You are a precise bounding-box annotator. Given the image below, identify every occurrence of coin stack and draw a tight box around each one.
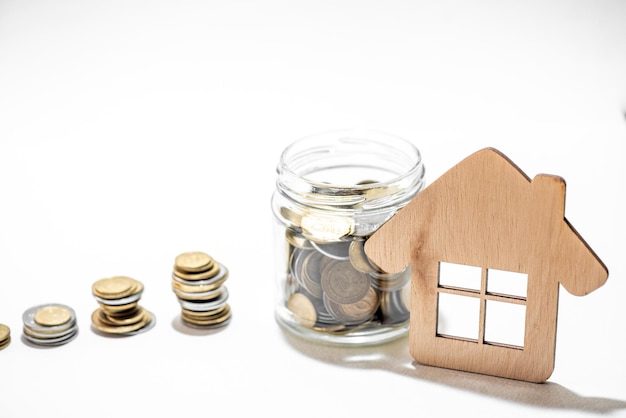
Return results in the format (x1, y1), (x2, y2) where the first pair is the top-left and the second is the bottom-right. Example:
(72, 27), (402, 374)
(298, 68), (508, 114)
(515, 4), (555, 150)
(171, 251), (231, 328)
(0, 323), (10, 350)
(22, 303), (79, 346)
(91, 276), (154, 336)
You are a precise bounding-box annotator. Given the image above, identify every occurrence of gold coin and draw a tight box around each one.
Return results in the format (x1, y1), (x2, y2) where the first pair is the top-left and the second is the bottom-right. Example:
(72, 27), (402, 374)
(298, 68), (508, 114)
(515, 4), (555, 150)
(0, 323), (10, 342)
(180, 310), (227, 323)
(174, 251), (215, 273)
(287, 293), (317, 328)
(301, 213), (354, 242)
(312, 323), (346, 333)
(92, 276), (143, 299)
(285, 229), (313, 249)
(348, 240), (377, 274)
(320, 260), (371, 304)
(91, 308), (153, 335)
(181, 304), (228, 319)
(173, 261), (222, 281)
(0, 338), (9, 350)
(97, 307), (144, 326)
(171, 275), (227, 294)
(181, 304), (232, 326)
(34, 305), (72, 327)
(279, 207), (302, 226)
(103, 304), (142, 318)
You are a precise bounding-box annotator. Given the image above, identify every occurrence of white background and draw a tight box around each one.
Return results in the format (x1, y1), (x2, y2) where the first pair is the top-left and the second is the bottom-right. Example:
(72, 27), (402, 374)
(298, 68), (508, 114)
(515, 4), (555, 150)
(1, 1), (625, 417)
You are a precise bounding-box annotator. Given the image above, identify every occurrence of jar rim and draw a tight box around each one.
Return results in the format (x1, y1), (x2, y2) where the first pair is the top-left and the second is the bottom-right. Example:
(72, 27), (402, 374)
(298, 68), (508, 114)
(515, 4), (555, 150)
(275, 128), (425, 212)
(278, 128), (423, 191)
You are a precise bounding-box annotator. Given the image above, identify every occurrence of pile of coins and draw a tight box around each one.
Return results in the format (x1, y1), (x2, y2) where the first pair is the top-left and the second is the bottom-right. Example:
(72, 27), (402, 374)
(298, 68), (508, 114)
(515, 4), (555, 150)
(0, 323), (10, 350)
(171, 251), (231, 328)
(91, 276), (154, 336)
(22, 303), (79, 346)
(285, 231), (410, 334)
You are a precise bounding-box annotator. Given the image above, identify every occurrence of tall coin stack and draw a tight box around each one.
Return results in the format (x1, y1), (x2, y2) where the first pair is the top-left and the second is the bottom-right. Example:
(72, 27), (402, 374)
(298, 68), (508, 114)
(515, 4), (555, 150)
(171, 251), (232, 328)
(22, 303), (79, 346)
(0, 323), (10, 350)
(91, 276), (155, 336)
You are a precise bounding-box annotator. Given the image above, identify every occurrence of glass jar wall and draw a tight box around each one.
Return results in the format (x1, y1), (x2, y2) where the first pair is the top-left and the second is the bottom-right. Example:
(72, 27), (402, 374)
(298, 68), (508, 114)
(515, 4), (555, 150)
(272, 129), (425, 345)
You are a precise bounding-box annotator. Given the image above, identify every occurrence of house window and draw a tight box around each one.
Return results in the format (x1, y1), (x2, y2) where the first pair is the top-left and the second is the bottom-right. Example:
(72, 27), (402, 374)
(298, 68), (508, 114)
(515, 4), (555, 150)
(437, 261), (528, 349)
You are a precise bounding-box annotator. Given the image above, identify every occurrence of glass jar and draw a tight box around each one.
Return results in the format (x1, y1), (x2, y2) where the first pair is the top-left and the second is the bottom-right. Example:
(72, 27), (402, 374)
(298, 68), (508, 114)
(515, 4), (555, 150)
(272, 129), (425, 345)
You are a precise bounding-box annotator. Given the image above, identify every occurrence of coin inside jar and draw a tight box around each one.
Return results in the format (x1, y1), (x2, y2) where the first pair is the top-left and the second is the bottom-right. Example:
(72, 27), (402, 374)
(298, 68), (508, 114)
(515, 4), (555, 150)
(348, 239), (377, 274)
(320, 260), (371, 304)
(287, 293), (317, 328)
(300, 251), (326, 298)
(323, 287), (380, 325)
(301, 213), (354, 242)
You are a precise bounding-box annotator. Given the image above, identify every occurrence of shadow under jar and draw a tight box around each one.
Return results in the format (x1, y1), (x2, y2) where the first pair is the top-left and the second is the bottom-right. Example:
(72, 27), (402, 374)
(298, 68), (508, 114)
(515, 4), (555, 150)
(272, 129), (425, 345)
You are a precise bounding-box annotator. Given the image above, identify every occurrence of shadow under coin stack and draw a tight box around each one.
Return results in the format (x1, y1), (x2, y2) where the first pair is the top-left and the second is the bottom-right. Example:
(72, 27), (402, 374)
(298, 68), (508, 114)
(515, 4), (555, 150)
(91, 276), (154, 336)
(22, 303), (79, 346)
(171, 251), (232, 328)
(0, 323), (10, 350)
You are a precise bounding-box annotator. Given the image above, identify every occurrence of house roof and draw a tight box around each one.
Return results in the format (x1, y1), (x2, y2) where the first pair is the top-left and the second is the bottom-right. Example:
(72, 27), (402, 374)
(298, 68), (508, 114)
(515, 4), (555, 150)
(367, 147), (608, 296)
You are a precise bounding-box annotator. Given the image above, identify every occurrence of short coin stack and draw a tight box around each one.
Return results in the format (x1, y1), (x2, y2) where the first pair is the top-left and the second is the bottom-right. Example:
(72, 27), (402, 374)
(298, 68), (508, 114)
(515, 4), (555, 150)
(171, 251), (232, 328)
(22, 303), (79, 346)
(91, 276), (154, 336)
(0, 323), (10, 350)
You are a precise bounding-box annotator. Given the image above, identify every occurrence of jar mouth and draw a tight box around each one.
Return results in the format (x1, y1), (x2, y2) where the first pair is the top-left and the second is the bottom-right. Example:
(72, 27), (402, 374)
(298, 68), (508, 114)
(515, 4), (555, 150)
(276, 129), (425, 210)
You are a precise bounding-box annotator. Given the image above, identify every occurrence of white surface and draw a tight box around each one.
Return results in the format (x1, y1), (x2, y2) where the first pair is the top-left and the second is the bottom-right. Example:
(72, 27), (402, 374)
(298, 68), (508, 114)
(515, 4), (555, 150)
(1, 1), (625, 417)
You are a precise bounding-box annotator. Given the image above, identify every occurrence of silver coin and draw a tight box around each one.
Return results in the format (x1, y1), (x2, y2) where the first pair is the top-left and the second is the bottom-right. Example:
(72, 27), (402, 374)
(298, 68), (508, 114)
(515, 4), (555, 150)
(171, 263), (228, 286)
(172, 286), (223, 300)
(178, 288), (229, 311)
(310, 241), (350, 260)
(23, 322), (78, 340)
(315, 307), (339, 325)
(93, 291), (143, 306)
(22, 304), (77, 334)
(299, 251), (327, 299)
(23, 327), (78, 346)
(291, 247), (309, 291)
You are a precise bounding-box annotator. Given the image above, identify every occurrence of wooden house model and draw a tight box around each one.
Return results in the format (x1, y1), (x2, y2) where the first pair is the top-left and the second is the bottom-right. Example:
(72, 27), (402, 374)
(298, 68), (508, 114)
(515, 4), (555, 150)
(365, 147), (608, 382)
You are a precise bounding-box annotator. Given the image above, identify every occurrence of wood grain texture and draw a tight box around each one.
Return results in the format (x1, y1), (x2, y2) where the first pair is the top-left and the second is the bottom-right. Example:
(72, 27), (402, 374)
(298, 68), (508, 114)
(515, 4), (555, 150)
(364, 147), (608, 383)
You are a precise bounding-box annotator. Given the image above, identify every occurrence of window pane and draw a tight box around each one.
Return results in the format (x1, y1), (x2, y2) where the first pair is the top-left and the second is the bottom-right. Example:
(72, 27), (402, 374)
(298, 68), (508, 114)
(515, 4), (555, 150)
(484, 300), (526, 348)
(438, 262), (482, 291)
(486, 269), (528, 298)
(437, 292), (480, 341)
